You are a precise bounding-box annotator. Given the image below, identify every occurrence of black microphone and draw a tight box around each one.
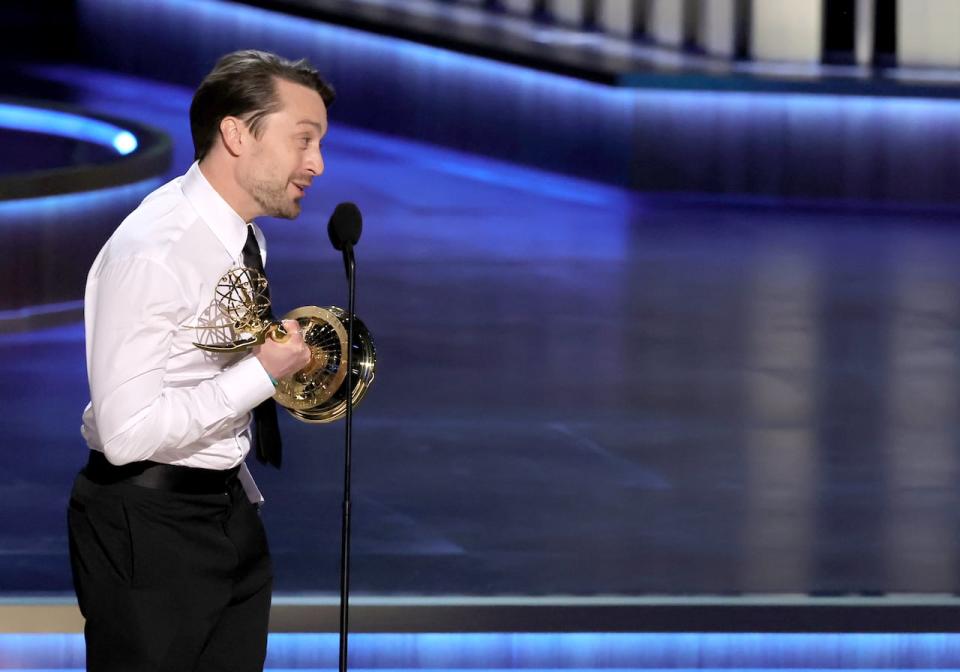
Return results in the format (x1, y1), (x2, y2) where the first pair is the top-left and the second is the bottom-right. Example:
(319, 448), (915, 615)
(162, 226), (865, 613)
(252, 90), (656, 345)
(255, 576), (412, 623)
(326, 200), (364, 672)
(328, 202), (362, 251)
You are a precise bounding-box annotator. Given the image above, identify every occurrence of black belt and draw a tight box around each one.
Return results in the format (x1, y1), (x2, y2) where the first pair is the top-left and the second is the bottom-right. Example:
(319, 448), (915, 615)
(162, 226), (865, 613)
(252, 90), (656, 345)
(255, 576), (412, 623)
(84, 450), (240, 495)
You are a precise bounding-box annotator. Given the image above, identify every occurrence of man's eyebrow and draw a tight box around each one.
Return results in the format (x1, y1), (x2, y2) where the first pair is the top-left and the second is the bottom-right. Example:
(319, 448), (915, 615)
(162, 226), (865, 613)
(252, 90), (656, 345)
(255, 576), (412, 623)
(296, 120), (326, 132)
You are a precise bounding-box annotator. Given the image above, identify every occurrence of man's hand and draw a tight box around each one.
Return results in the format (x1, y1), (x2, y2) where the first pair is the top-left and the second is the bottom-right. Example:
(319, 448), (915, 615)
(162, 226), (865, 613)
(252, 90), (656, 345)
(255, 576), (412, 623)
(254, 319), (311, 381)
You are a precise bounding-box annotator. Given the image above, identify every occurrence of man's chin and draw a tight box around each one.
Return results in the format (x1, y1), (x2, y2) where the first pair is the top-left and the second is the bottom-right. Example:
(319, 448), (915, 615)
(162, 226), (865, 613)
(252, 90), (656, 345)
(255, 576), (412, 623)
(254, 191), (302, 220)
(270, 202), (302, 220)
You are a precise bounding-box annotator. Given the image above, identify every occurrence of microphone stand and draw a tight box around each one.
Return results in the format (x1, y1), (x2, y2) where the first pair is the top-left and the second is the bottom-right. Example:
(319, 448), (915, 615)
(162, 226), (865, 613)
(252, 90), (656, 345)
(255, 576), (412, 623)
(337, 243), (356, 672)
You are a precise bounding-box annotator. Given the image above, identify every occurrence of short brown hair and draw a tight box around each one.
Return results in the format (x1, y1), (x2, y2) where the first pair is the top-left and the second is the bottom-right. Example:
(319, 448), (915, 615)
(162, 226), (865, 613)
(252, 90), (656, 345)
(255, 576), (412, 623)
(190, 50), (335, 161)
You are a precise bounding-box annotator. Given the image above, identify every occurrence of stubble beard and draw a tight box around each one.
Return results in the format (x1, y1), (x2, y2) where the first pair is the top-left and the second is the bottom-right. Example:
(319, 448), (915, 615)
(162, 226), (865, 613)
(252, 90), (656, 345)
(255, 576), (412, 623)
(249, 177), (301, 220)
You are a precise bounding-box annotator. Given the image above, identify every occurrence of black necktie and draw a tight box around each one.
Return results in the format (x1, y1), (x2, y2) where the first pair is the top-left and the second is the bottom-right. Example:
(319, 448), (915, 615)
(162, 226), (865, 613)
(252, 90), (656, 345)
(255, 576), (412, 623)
(242, 225), (282, 469)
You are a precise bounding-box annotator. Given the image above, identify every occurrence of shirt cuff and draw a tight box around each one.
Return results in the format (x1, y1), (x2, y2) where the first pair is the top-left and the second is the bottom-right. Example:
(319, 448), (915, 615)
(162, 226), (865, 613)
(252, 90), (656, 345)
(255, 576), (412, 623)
(219, 355), (277, 413)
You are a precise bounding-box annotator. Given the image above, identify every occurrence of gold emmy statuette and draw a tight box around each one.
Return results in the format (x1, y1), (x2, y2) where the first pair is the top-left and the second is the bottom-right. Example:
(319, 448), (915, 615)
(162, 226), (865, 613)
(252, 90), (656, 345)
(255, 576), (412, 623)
(193, 267), (376, 423)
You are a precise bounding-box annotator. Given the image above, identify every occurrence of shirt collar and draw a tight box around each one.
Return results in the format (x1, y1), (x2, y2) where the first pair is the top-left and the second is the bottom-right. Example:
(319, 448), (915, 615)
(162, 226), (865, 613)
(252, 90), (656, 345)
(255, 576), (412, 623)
(181, 161), (250, 260)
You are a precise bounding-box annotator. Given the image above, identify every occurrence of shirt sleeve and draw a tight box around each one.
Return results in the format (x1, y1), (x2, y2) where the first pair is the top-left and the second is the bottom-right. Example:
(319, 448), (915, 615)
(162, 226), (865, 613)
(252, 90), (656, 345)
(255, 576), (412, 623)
(87, 255), (276, 465)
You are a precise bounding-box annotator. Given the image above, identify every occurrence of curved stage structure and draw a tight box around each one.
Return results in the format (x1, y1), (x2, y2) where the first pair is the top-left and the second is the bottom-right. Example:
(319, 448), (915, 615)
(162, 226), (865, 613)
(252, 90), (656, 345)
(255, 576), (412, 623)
(0, 100), (171, 200)
(0, 100), (171, 327)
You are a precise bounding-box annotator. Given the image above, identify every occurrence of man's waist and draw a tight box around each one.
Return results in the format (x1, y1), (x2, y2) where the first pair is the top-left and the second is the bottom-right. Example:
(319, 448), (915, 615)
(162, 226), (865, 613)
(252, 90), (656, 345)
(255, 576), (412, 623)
(83, 449), (241, 495)
(81, 402), (252, 470)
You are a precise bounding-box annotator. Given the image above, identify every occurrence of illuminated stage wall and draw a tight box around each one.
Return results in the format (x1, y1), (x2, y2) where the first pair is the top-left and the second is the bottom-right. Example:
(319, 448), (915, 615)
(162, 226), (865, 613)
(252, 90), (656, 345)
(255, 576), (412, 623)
(77, 0), (960, 207)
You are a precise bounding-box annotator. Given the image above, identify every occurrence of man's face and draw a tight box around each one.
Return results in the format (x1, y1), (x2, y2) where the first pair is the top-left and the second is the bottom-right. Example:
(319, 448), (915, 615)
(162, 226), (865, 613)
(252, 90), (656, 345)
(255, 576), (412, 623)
(238, 78), (328, 220)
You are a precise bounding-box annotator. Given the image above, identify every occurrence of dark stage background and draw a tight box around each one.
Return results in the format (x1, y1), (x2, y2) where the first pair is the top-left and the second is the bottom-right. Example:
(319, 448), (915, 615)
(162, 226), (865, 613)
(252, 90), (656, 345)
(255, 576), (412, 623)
(4, 0), (960, 602)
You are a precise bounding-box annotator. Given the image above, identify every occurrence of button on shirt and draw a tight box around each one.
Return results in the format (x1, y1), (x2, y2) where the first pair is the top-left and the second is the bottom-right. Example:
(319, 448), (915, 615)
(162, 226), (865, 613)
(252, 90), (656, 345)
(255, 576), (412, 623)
(81, 162), (277, 471)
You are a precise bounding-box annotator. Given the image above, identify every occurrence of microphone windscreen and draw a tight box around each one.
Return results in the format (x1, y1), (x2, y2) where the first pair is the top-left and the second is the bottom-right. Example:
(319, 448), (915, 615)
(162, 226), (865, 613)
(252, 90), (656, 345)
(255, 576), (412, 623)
(328, 202), (362, 251)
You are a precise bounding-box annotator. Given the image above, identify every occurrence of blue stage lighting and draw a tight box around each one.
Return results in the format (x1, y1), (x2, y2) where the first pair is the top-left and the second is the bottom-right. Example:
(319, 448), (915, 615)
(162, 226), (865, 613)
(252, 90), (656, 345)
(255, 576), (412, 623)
(5, 631), (960, 669)
(0, 103), (139, 155)
(111, 130), (139, 155)
(0, 177), (163, 220)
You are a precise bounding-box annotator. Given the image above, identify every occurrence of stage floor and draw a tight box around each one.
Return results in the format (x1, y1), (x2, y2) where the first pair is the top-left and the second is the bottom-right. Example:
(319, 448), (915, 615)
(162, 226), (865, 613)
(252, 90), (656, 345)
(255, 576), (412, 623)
(3, 65), (960, 603)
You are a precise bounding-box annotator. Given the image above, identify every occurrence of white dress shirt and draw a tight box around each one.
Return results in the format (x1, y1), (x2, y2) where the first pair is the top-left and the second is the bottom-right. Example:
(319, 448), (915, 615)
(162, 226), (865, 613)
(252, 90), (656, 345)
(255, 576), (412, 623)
(81, 162), (277, 474)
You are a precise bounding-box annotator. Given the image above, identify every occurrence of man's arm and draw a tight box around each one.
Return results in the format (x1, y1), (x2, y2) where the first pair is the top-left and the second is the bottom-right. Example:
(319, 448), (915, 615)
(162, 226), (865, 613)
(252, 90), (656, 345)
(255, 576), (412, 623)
(87, 255), (275, 465)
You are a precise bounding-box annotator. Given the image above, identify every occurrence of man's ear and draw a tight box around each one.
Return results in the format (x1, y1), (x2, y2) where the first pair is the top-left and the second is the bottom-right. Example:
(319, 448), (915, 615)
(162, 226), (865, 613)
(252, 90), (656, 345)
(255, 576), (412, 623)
(219, 116), (244, 157)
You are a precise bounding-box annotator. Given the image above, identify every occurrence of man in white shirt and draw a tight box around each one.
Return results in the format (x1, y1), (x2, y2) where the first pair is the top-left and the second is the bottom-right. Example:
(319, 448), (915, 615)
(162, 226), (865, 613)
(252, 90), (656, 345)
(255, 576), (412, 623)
(67, 50), (332, 672)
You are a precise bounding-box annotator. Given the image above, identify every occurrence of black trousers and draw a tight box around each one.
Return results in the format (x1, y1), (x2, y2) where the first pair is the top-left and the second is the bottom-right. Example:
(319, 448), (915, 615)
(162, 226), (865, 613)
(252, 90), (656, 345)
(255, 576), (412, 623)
(67, 467), (272, 672)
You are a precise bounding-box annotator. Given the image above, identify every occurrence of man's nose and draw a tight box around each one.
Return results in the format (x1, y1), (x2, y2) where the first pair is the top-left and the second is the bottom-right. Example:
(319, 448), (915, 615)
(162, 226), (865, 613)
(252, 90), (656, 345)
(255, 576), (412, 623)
(305, 149), (324, 176)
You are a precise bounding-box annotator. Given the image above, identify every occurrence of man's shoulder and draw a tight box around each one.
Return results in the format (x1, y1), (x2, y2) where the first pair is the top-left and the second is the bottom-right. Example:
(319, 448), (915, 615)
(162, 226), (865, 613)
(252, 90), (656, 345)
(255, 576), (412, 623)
(107, 176), (201, 263)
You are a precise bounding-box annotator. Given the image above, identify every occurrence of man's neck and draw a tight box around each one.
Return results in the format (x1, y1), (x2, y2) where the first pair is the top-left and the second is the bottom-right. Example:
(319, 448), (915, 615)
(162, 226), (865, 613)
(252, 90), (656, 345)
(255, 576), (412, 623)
(198, 158), (258, 223)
